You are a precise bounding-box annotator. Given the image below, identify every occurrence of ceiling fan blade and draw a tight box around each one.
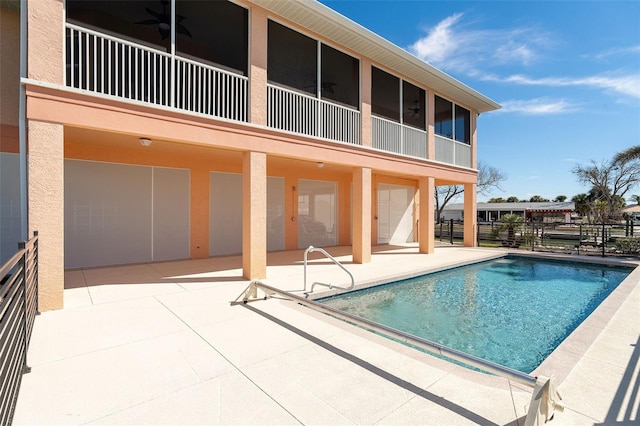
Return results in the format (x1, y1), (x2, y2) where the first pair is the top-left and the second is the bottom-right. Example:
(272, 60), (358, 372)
(135, 19), (159, 25)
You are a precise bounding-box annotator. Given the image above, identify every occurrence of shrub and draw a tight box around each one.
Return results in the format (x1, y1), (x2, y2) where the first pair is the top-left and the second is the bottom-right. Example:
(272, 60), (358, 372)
(615, 237), (640, 254)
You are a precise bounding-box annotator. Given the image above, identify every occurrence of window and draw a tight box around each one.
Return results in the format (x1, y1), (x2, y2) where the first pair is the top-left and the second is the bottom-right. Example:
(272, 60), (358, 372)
(434, 95), (453, 139)
(455, 105), (470, 144)
(402, 81), (425, 130)
(321, 44), (359, 108)
(67, 0), (170, 51)
(175, 0), (248, 75)
(371, 67), (400, 121)
(268, 21), (360, 105)
(435, 95), (471, 144)
(66, 0), (248, 75)
(268, 21), (317, 95)
(372, 67), (426, 130)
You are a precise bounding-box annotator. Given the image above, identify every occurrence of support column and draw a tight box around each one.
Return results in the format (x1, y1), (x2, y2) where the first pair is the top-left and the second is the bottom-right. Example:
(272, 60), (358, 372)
(419, 176), (435, 253)
(463, 182), (477, 247)
(360, 59), (372, 148)
(242, 151), (267, 280)
(28, 120), (64, 310)
(352, 167), (371, 263)
(427, 92), (435, 160)
(249, 7), (268, 126)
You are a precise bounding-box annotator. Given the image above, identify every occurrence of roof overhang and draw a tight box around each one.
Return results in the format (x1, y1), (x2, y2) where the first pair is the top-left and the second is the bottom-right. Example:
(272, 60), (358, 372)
(253, 0), (501, 114)
(526, 209), (573, 214)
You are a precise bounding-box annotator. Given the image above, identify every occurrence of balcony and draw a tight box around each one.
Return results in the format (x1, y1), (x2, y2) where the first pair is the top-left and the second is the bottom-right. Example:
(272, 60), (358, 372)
(64, 24), (471, 167)
(435, 135), (472, 168)
(371, 116), (427, 159)
(267, 84), (361, 145)
(65, 24), (249, 123)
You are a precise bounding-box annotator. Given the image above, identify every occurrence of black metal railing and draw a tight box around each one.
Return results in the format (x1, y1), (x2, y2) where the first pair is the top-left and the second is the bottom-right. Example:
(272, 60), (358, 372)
(0, 232), (39, 425)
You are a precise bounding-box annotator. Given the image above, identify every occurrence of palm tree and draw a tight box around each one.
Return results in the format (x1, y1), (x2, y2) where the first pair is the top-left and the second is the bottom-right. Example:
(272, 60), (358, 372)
(529, 195), (549, 202)
(614, 146), (640, 164)
(494, 214), (524, 247)
(631, 194), (640, 206)
(572, 193), (591, 223)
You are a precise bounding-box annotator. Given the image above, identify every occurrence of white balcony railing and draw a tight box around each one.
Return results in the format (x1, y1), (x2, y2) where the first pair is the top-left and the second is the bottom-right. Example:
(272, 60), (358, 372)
(267, 84), (361, 145)
(372, 116), (427, 159)
(435, 134), (471, 167)
(65, 23), (248, 122)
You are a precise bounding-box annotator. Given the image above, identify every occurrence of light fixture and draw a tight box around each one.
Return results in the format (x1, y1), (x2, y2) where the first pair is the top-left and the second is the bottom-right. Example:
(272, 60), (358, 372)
(139, 138), (152, 147)
(317, 162), (324, 168)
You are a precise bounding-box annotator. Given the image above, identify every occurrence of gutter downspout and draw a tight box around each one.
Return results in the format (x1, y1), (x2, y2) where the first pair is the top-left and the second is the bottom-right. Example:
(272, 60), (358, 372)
(18, 0), (28, 241)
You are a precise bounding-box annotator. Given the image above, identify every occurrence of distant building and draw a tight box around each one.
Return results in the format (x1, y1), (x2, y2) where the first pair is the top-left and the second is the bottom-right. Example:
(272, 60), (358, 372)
(442, 202), (575, 223)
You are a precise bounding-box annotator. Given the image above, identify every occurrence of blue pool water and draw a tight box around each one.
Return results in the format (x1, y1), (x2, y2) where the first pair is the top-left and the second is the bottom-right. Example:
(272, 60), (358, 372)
(319, 256), (632, 373)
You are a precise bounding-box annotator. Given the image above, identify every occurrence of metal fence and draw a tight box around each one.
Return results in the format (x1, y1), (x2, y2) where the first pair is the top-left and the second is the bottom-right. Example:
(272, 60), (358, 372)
(436, 220), (640, 258)
(0, 232), (39, 425)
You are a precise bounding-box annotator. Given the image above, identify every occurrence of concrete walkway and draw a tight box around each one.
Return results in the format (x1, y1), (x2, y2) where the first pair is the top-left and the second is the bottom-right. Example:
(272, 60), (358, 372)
(13, 245), (640, 425)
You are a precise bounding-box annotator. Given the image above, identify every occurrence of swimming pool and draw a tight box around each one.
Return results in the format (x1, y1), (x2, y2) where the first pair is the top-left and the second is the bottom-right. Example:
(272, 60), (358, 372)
(318, 256), (632, 373)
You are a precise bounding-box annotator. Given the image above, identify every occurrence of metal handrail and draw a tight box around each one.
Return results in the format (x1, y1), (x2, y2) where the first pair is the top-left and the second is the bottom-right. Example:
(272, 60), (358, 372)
(303, 246), (354, 294)
(234, 280), (563, 425)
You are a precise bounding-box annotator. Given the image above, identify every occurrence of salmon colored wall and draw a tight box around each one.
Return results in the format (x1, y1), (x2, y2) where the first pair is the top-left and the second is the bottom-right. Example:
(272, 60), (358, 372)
(242, 151), (267, 279)
(249, 6), (268, 126)
(29, 120), (64, 311)
(28, 0), (63, 85)
(0, 8), (20, 127)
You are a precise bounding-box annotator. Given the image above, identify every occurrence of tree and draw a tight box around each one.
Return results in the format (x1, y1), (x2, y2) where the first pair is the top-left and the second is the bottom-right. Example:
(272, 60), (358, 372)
(554, 195), (567, 202)
(573, 157), (640, 220)
(506, 196), (520, 202)
(435, 162), (507, 221)
(613, 145), (640, 164)
(487, 197), (505, 203)
(529, 195), (549, 202)
(492, 213), (523, 247)
(572, 193), (591, 222)
(631, 194), (640, 206)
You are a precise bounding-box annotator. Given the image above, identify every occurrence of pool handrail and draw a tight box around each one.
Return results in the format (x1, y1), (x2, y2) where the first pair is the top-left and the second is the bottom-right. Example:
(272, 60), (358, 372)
(303, 246), (355, 294)
(234, 281), (564, 425)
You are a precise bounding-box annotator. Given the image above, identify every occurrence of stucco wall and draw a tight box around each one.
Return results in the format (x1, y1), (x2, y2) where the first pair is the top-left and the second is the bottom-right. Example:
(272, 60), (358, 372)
(27, 0), (63, 85)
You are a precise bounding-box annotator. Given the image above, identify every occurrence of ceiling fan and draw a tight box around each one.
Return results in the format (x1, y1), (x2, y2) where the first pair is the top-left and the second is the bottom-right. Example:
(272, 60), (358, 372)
(306, 80), (337, 94)
(406, 100), (420, 118)
(136, 0), (192, 41)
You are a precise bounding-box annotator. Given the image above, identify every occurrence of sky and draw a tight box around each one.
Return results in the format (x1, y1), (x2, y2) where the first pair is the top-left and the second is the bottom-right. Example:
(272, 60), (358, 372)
(320, 0), (640, 203)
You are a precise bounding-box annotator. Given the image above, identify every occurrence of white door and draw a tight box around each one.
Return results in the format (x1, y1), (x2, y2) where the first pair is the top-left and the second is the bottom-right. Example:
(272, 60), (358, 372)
(377, 183), (414, 244)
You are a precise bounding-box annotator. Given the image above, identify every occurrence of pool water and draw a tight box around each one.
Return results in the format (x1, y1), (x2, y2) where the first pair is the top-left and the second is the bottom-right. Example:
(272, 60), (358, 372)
(319, 256), (632, 373)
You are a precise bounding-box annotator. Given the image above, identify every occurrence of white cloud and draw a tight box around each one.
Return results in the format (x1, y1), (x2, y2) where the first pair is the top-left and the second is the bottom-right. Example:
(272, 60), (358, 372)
(407, 13), (640, 101)
(409, 13), (464, 65)
(591, 45), (640, 60)
(498, 98), (577, 115)
(482, 72), (640, 99)
(407, 13), (546, 72)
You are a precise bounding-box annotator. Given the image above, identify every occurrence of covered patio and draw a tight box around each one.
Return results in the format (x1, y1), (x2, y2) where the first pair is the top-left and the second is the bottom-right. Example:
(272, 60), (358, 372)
(13, 245), (640, 424)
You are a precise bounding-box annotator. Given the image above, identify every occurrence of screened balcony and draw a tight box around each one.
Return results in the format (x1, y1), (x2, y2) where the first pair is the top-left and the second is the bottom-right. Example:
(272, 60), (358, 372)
(65, 0), (249, 123)
(434, 95), (472, 167)
(266, 20), (361, 145)
(371, 67), (428, 159)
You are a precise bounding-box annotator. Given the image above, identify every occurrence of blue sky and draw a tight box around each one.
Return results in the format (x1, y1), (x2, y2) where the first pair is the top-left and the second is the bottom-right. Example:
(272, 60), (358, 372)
(321, 0), (640, 202)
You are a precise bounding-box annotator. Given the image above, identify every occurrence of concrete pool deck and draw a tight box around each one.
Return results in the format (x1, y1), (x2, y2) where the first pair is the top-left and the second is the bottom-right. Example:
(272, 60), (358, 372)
(13, 245), (640, 425)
